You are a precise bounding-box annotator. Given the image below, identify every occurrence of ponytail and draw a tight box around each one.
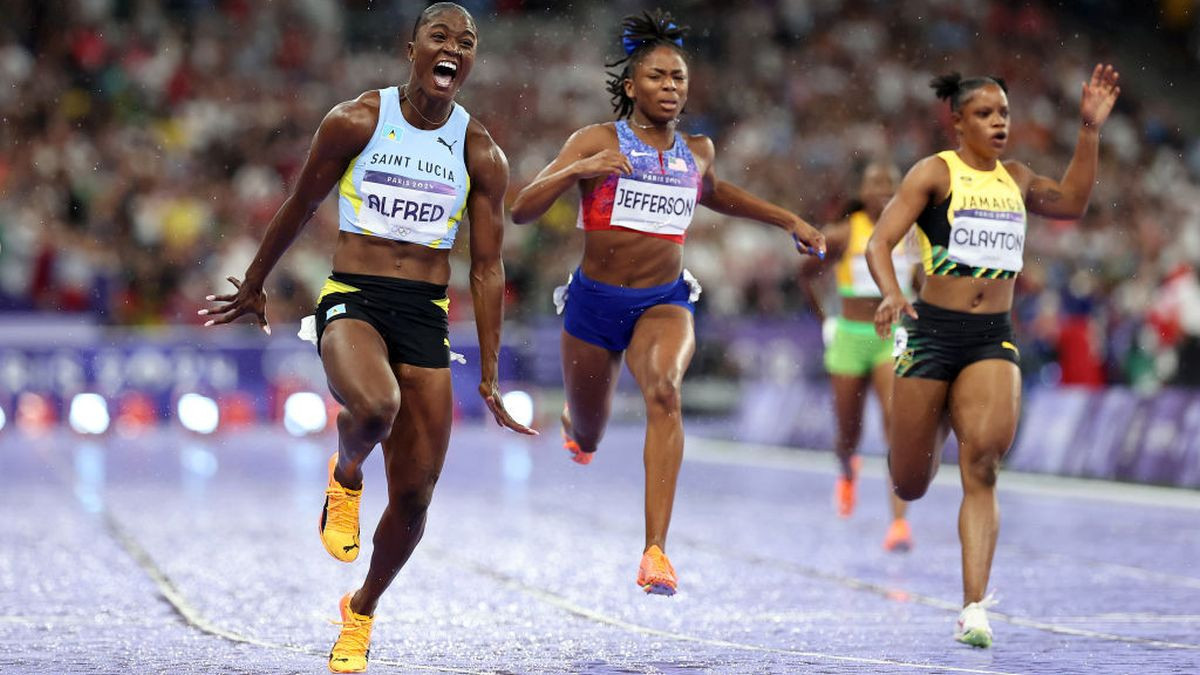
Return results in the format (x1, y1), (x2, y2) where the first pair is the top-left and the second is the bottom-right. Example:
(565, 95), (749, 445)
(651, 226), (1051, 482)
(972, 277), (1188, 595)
(930, 72), (1008, 111)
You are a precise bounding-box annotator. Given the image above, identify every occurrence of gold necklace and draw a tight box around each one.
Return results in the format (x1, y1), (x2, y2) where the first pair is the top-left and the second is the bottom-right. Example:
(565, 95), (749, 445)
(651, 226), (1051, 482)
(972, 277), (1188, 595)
(400, 86), (453, 127)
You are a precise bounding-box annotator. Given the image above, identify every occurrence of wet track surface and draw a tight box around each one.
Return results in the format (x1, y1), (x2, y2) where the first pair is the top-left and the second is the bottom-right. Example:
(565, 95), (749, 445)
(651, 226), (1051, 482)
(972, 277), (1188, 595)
(3, 425), (1199, 673)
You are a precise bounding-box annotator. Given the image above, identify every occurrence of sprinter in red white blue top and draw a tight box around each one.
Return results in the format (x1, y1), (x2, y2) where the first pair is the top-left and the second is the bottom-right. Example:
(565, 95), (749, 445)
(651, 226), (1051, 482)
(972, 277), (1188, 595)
(511, 9), (825, 597)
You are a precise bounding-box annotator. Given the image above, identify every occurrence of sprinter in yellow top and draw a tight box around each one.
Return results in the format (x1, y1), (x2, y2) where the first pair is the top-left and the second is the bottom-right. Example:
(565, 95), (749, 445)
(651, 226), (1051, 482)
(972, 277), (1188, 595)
(800, 160), (918, 552)
(866, 65), (1121, 649)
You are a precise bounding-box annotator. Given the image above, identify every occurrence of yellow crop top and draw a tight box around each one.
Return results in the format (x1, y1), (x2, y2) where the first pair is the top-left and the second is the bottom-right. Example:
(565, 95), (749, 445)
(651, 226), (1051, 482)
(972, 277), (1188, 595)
(913, 150), (1027, 279)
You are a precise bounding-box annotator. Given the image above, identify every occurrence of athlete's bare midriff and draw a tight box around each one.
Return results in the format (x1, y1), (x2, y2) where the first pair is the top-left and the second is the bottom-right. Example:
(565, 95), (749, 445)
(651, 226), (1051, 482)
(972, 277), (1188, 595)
(581, 229), (683, 287)
(841, 296), (882, 323)
(331, 230), (451, 285)
(919, 275), (1014, 313)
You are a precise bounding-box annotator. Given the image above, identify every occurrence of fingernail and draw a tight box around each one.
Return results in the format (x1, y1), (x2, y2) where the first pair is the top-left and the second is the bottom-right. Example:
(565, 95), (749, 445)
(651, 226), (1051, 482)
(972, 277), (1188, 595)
(263, 325), (272, 335)
(197, 309), (208, 316)
(204, 320), (214, 327)
(205, 295), (215, 301)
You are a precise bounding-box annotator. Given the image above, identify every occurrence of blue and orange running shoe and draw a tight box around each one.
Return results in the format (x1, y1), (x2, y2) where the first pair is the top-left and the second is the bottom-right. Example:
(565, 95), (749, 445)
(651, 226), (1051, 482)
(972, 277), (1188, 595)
(319, 453), (362, 562)
(329, 592), (373, 673)
(637, 545), (677, 596)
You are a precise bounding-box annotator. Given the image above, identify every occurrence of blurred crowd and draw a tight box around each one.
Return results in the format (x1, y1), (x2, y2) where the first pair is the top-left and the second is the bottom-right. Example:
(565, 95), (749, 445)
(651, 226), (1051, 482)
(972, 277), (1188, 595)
(2, 0), (1199, 388)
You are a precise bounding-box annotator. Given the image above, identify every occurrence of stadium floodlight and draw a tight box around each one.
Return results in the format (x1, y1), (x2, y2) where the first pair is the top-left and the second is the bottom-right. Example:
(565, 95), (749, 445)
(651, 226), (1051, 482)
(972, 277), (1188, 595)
(283, 391), (328, 436)
(68, 393), (110, 435)
(501, 390), (535, 429)
(0, 404), (6, 431)
(177, 393), (220, 434)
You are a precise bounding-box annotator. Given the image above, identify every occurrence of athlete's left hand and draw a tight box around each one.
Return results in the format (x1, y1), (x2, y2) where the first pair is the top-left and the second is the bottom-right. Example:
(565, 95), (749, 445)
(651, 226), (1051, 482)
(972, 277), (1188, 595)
(790, 219), (826, 260)
(479, 381), (539, 435)
(1080, 63), (1121, 129)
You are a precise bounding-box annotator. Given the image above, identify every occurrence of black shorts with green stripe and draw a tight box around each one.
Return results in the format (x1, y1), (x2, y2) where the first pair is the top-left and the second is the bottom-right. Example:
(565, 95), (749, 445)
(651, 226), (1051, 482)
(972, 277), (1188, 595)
(893, 300), (1019, 381)
(314, 272), (451, 368)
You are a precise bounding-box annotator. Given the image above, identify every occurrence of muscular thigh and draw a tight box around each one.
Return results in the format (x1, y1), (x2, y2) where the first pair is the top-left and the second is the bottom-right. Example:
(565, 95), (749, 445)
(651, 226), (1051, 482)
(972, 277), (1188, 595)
(890, 376), (950, 459)
(321, 318), (399, 406)
(381, 363), (453, 487)
(948, 360), (1021, 458)
(887, 374), (951, 495)
(560, 331), (622, 425)
(625, 305), (695, 387)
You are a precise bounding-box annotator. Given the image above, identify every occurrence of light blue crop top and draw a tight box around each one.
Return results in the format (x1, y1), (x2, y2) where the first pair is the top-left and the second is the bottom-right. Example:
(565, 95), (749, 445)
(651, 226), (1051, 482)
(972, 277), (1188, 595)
(337, 86), (470, 249)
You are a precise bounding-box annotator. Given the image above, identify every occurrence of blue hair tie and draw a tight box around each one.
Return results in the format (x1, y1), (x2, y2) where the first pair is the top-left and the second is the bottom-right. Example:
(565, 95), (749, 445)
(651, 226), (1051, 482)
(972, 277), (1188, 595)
(621, 22), (684, 56)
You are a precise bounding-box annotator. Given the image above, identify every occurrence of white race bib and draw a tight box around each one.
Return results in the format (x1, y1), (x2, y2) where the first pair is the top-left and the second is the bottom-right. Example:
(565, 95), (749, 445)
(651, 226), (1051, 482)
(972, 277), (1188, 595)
(609, 174), (697, 236)
(948, 211), (1025, 272)
(357, 170), (458, 243)
(848, 256), (879, 296)
(892, 326), (909, 358)
(847, 254), (913, 296)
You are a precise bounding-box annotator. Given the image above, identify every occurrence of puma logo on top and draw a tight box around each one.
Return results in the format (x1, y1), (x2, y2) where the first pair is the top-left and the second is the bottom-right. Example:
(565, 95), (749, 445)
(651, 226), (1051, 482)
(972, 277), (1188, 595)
(436, 136), (458, 154)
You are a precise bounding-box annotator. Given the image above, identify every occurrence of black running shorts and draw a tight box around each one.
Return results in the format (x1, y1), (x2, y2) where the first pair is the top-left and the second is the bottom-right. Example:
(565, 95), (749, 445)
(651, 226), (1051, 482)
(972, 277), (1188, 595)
(893, 300), (1019, 381)
(314, 272), (451, 368)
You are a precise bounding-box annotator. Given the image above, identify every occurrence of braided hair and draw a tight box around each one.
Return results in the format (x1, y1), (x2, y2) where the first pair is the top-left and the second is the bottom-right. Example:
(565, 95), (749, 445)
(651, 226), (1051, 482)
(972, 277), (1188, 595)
(930, 73), (1009, 112)
(605, 10), (689, 119)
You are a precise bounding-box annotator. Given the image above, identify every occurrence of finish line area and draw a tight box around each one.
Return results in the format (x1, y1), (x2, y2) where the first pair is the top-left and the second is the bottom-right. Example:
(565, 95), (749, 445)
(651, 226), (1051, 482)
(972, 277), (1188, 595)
(2, 424), (1197, 674)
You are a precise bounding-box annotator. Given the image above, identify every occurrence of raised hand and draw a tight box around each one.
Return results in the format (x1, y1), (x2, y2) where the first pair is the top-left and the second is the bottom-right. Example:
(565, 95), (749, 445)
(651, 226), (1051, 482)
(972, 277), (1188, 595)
(479, 381), (539, 436)
(573, 149), (633, 180)
(199, 276), (271, 335)
(1080, 63), (1121, 129)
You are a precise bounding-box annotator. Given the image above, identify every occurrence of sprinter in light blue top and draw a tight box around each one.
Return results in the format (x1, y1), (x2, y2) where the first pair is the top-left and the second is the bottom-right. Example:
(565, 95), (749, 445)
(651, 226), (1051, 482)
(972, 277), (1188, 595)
(198, 4), (536, 672)
(338, 85), (470, 249)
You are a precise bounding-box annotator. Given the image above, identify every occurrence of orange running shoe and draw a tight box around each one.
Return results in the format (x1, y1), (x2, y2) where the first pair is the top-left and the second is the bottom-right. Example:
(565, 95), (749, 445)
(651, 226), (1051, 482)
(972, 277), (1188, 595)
(636, 545), (678, 596)
(320, 453), (362, 562)
(328, 592), (373, 673)
(561, 405), (593, 465)
(562, 433), (593, 465)
(883, 518), (913, 552)
(833, 476), (856, 518)
(833, 456), (860, 518)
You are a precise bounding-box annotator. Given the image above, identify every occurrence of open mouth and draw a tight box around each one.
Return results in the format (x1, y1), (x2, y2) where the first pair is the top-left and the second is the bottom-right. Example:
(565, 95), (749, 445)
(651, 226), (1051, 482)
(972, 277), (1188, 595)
(432, 60), (458, 89)
(991, 131), (1008, 143)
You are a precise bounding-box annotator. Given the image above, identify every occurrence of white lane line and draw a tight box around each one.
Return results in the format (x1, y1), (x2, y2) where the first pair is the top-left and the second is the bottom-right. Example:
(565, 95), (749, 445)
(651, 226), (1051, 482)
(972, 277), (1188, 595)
(1009, 548), (1200, 591)
(686, 538), (1200, 652)
(1040, 614), (1200, 624)
(672, 437), (1200, 650)
(440, 549), (1020, 675)
(685, 436), (1200, 511)
(743, 612), (1200, 625)
(33, 440), (488, 675)
(100, 512), (489, 674)
(528, 492), (1200, 652)
(686, 435), (1200, 589)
